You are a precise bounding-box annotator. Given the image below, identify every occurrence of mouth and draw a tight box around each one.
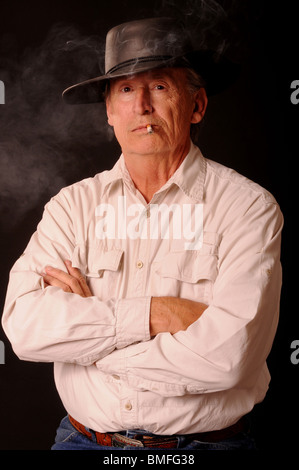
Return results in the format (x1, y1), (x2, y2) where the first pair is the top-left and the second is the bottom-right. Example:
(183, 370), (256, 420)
(146, 124), (153, 134)
(132, 124), (155, 133)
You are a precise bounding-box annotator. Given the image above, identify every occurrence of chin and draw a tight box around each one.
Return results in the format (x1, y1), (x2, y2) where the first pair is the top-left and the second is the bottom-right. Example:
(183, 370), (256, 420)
(124, 141), (160, 156)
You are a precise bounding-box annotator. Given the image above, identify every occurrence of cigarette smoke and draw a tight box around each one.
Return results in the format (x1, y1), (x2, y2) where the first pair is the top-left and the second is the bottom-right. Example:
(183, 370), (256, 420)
(0, 23), (114, 233)
(0, 1), (255, 234)
(156, 0), (259, 61)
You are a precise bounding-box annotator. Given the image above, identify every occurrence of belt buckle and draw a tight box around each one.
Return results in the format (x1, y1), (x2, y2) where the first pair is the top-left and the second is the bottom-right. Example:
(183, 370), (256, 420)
(111, 433), (144, 448)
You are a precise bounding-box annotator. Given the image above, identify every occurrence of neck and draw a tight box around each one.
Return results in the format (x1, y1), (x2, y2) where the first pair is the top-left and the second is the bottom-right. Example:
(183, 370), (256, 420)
(123, 142), (191, 203)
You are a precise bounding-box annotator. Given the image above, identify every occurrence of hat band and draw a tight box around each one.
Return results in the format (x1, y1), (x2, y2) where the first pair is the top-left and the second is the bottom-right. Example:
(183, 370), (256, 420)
(106, 55), (173, 75)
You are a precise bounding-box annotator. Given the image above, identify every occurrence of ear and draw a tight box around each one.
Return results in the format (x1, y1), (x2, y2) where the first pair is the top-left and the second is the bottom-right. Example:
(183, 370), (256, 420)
(106, 99), (114, 126)
(191, 88), (208, 124)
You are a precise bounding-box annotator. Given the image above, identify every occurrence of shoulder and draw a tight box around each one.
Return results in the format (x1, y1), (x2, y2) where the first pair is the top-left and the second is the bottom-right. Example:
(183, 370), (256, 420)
(50, 162), (120, 208)
(199, 154), (283, 238)
(59, 170), (112, 197)
(204, 156), (279, 207)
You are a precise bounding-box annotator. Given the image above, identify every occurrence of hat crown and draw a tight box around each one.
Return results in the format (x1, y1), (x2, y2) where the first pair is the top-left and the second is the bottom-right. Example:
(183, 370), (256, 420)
(105, 17), (193, 75)
(62, 16), (240, 104)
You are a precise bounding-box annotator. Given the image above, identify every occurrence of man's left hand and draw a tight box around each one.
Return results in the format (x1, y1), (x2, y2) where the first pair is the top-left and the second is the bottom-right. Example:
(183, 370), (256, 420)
(43, 260), (92, 297)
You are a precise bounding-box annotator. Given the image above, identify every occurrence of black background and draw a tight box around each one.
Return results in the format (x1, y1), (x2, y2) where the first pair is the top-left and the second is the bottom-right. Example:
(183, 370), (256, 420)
(0, 0), (298, 456)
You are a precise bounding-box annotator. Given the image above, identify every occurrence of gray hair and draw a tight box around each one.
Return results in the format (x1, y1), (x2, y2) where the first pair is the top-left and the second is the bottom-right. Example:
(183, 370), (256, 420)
(185, 68), (206, 142)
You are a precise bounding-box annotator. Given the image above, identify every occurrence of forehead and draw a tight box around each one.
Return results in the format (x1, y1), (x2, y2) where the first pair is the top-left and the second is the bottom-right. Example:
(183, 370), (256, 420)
(109, 67), (187, 87)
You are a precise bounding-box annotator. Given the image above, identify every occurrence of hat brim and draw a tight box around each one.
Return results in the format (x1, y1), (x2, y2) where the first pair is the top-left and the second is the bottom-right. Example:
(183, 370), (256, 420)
(62, 50), (241, 104)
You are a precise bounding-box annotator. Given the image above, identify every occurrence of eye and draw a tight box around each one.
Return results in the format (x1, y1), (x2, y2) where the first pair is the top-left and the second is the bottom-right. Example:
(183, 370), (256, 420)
(155, 84), (166, 90)
(121, 86), (132, 93)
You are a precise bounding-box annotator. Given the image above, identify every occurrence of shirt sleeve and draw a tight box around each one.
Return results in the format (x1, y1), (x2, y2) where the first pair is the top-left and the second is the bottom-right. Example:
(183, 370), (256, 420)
(96, 198), (283, 396)
(1, 191), (151, 365)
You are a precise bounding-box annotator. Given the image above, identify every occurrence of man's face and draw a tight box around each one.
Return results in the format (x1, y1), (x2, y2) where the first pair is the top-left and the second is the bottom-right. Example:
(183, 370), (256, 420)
(106, 68), (207, 158)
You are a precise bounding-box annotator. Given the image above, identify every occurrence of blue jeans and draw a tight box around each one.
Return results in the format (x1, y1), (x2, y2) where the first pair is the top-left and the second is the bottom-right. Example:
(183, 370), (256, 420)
(51, 415), (257, 450)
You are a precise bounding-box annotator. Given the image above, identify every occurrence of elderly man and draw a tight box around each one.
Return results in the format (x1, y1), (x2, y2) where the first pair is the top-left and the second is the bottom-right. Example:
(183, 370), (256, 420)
(2, 18), (283, 450)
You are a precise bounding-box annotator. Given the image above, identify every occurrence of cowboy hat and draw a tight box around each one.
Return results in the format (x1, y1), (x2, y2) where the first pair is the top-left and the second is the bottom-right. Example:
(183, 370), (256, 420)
(62, 17), (240, 104)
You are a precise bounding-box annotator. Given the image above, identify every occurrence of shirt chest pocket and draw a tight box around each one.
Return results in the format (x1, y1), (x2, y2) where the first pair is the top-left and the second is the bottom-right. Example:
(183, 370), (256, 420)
(71, 244), (124, 301)
(151, 251), (218, 303)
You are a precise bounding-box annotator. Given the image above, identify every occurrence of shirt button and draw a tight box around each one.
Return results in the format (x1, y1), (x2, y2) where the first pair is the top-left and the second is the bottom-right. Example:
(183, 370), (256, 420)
(136, 260), (143, 269)
(125, 401), (132, 411)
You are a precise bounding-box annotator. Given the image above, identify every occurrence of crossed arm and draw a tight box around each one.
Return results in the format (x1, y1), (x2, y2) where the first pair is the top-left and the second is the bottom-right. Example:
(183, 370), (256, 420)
(2, 191), (283, 394)
(43, 260), (208, 337)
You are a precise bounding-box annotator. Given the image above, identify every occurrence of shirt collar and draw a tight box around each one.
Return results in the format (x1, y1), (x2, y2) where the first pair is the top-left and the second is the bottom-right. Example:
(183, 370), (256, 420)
(161, 141), (206, 202)
(100, 141), (206, 203)
(100, 154), (133, 193)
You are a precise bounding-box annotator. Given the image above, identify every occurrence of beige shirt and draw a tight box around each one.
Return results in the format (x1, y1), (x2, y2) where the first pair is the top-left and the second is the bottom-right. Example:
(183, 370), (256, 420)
(2, 142), (283, 434)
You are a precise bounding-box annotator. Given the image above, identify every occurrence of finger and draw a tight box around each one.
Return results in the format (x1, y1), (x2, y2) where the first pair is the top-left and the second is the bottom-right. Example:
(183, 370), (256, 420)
(42, 274), (73, 293)
(44, 266), (85, 296)
(64, 260), (92, 297)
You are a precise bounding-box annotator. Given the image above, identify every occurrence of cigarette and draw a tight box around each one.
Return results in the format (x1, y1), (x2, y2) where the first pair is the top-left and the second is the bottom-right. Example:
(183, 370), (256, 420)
(147, 124), (153, 134)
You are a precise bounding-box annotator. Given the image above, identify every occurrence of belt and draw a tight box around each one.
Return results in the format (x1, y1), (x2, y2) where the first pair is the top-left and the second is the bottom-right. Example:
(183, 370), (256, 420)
(69, 415), (249, 449)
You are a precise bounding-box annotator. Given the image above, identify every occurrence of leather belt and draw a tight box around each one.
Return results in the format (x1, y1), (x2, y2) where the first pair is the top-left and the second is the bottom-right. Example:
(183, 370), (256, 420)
(68, 414), (249, 448)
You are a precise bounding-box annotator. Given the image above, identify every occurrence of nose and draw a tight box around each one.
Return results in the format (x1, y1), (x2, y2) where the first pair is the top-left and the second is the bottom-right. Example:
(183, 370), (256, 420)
(133, 87), (153, 115)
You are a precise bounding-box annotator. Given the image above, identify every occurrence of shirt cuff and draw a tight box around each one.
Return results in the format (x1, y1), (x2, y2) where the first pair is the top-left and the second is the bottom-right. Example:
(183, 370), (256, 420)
(115, 296), (151, 349)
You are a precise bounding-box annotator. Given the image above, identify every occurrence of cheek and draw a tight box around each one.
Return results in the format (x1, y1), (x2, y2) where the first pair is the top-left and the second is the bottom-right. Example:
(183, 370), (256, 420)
(106, 97), (128, 126)
(111, 121), (128, 146)
(165, 95), (193, 130)
(107, 106), (127, 137)
(170, 109), (191, 136)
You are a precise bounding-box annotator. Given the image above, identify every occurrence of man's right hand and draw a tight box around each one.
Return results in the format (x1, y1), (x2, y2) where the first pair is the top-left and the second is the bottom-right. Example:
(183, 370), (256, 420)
(42, 261), (207, 336)
(150, 297), (208, 336)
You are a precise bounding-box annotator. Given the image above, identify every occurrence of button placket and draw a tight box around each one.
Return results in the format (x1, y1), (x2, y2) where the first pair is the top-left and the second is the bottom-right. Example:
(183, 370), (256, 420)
(119, 386), (139, 429)
(136, 260), (143, 269)
(124, 401), (133, 411)
(132, 206), (152, 295)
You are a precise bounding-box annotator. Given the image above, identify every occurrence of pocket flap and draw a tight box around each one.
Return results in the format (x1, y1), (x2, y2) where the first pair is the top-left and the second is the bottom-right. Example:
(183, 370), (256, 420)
(154, 251), (218, 283)
(94, 249), (124, 272)
(71, 244), (123, 277)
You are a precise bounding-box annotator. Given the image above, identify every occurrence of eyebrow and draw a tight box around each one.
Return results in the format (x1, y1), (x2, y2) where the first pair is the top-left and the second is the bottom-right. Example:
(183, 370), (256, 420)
(114, 69), (176, 83)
